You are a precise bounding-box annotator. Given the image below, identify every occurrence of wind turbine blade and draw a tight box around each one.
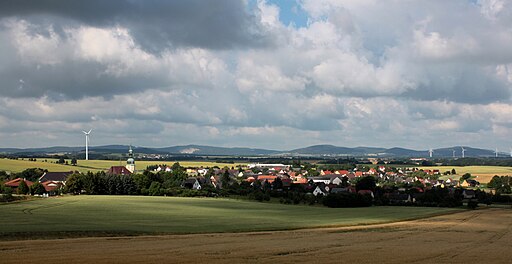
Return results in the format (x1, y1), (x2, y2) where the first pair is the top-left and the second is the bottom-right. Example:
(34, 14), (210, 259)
(88, 129), (92, 134)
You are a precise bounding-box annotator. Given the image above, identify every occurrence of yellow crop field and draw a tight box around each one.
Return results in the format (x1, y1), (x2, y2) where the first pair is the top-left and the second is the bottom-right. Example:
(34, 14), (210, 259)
(0, 158), (247, 174)
(417, 166), (512, 183)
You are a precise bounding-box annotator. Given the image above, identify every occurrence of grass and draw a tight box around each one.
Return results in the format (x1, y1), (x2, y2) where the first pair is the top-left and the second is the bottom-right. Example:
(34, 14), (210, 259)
(0, 195), (459, 239)
(0, 158), (247, 174)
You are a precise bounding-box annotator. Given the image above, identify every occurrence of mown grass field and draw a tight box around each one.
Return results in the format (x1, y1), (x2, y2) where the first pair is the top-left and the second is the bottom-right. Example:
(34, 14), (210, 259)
(0, 158), (247, 174)
(0, 196), (459, 239)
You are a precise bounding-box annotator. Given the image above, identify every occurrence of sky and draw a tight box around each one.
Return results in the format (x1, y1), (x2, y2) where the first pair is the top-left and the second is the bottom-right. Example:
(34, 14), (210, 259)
(1, 0), (512, 151)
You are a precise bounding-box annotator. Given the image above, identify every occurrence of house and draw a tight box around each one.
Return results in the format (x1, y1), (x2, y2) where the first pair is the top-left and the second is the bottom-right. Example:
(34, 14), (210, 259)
(387, 193), (411, 204)
(38, 171), (73, 184)
(335, 170), (349, 176)
(182, 177), (202, 190)
(210, 175), (221, 189)
(186, 169), (199, 176)
(107, 166), (132, 175)
(330, 176), (344, 185)
(308, 175), (332, 184)
(313, 184), (329, 196)
(41, 181), (64, 195)
(256, 175), (278, 184)
(155, 166), (172, 172)
(463, 189), (476, 199)
(4, 178), (34, 189)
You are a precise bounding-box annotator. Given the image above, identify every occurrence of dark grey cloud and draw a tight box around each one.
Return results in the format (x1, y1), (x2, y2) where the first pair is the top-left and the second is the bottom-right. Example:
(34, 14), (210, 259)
(0, 0), (271, 52)
(404, 65), (510, 104)
(0, 60), (168, 100)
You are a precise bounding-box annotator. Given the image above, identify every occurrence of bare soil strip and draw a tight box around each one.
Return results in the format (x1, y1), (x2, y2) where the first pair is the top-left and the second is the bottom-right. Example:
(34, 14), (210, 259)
(1, 208), (511, 263)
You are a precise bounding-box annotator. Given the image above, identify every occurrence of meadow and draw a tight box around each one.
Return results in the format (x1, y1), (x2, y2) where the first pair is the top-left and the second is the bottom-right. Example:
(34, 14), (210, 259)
(0, 195), (458, 239)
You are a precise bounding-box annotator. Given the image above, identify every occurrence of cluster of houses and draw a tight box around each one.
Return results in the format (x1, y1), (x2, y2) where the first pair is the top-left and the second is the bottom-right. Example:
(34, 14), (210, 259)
(167, 164), (480, 200)
(3, 158), (480, 201)
(3, 171), (73, 196)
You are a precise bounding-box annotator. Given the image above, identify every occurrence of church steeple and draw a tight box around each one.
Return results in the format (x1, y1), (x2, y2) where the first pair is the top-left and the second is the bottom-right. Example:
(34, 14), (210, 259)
(126, 145), (135, 173)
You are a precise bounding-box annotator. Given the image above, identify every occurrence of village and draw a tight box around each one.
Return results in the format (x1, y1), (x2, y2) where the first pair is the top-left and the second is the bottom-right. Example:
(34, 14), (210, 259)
(2, 146), (491, 208)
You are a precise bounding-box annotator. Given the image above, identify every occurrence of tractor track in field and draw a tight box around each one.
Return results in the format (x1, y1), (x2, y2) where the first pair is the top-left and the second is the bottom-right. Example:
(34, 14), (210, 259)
(20, 200), (79, 215)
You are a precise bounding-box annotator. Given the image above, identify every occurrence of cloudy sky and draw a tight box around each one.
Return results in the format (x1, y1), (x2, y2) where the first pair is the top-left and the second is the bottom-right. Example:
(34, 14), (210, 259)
(1, 0), (512, 150)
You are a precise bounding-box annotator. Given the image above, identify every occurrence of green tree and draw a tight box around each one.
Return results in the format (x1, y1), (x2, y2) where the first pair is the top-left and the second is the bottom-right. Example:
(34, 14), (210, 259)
(171, 162), (182, 171)
(148, 181), (162, 196)
(272, 177), (283, 190)
(71, 158), (77, 166)
(451, 168), (456, 175)
(17, 180), (29, 195)
(30, 182), (46, 195)
(221, 170), (231, 188)
(65, 173), (84, 194)
(460, 173), (472, 182)
(356, 176), (376, 191)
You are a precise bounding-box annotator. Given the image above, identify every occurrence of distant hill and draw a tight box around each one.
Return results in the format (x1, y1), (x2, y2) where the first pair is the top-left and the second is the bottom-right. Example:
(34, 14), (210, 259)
(289, 145), (386, 155)
(0, 144), (505, 158)
(155, 145), (280, 156)
(432, 147), (497, 158)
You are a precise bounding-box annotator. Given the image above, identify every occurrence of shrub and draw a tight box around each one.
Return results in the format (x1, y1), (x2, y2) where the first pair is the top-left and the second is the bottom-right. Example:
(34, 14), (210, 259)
(322, 193), (372, 208)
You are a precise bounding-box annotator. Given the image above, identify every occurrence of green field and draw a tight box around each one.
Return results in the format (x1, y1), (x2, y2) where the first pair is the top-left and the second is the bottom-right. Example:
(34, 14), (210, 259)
(0, 158), (247, 174)
(0, 196), (458, 239)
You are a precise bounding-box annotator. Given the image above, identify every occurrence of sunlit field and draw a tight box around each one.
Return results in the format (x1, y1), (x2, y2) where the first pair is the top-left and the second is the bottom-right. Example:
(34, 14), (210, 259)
(417, 166), (512, 183)
(0, 158), (247, 174)
(0, 195), (458, 239)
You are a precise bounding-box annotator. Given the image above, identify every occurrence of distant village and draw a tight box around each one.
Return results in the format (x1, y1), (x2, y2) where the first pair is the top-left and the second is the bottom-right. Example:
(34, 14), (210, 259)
(2, 147), (510, 208)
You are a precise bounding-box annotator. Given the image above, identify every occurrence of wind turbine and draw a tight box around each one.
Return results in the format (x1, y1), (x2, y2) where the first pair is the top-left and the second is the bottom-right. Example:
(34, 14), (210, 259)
(452, 149), (456, 158)
(510, 148), (512, 158)
(82, 129), (92, 160)
(461, 147), (466, 158)
(494, 147), (499, 158)
(428, 148), (433, 158)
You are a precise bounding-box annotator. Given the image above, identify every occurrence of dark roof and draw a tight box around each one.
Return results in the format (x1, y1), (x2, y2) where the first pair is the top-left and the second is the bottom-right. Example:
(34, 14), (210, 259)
(39, 171), (73, 182)
(184, 177), (198, 184)
(107, 166), (132, 175)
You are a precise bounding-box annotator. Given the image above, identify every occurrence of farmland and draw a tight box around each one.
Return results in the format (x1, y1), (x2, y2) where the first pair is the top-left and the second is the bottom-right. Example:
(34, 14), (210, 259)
(0, 196), (458, 239)
(0, 158), (247, 174)
(0, 204), (510, 263)
(417, 166), (512, 183)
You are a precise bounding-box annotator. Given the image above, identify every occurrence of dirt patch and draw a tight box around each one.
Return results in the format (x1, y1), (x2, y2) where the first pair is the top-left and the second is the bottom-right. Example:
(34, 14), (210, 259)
(1, 209), (511, 263)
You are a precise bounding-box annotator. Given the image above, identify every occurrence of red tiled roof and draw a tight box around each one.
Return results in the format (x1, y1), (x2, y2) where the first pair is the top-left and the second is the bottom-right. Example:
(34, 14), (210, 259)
(41, 181), (63, 192)
(4, 178), (34, 187)
(107, 166), (132, 175)
(257, 175), (277, 183)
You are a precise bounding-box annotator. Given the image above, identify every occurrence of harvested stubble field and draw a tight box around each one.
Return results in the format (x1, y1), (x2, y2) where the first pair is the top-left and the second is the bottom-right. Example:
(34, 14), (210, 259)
(419, 165), (512, 183)
(0, 208), (510, 263)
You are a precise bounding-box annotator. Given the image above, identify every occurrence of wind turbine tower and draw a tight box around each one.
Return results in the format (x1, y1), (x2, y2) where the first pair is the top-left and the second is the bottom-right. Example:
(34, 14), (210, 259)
(452, 149), (456, 158)
(82, 129), (92, 160)
(428, 148), (433, 158)
(495, 148), (498, 158)
(461, 147), (466, 158)
(510, 148), (512, 158)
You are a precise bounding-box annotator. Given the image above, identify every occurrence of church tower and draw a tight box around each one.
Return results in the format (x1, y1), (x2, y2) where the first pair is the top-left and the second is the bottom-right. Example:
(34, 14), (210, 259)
(126, 145), (135, 173)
